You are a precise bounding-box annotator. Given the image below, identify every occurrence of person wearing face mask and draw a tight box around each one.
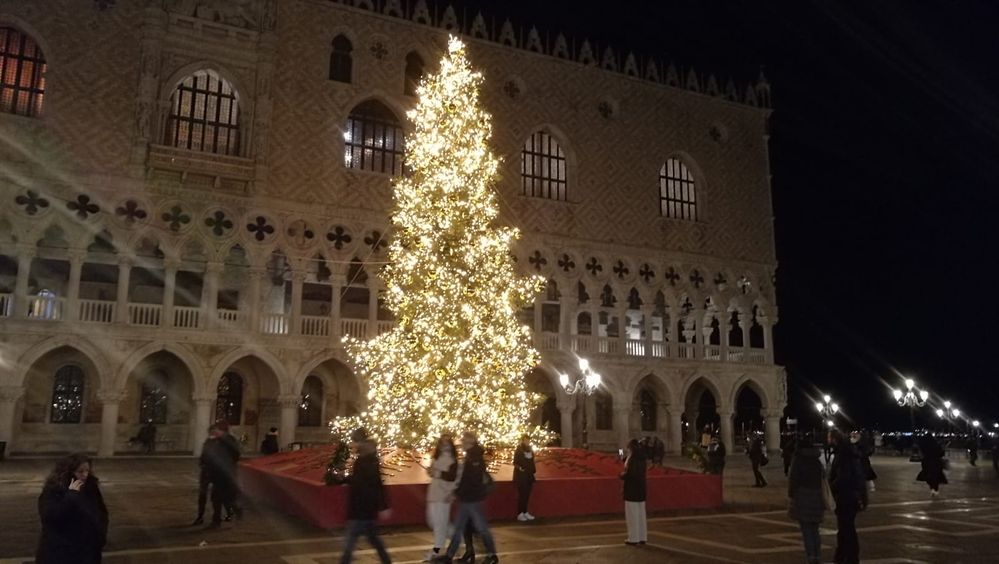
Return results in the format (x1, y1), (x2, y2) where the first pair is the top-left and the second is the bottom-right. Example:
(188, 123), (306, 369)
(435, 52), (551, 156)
(425, 434), (458, 562)
(513, 434), (537, 522)
(36, 453), (109, 564)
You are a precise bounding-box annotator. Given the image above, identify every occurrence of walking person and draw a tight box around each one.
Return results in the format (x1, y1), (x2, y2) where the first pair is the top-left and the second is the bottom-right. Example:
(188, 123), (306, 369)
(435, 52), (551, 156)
(435, 431), (499, 564)
(620, 438), (648, 546)
(968, 434), (980, 466)
(200, 421), (242, 528)
(339, 428), (392, 564)
(748, 432), (768, 487)
(260, 427), (280, 455)
(828, 429), (867, 564)
(916, 434), (948, 497)
(992, 438), (999, 477)
(787, 436), (828, 564)
(36, 453), (109, 564)
(513, 434), (537, 522)
(851, 431), (878, 492)
(706, 435), (727, 474)
(425, 434), (458, 562)
(781, 433), (797, 477)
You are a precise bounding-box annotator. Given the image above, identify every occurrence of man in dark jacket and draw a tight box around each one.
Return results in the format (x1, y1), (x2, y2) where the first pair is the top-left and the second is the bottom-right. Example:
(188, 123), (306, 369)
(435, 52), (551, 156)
(828, 429), (867, 564)
(339, 428), (391, 564)
(781, 433), (797, 477)
(200, 421), (242, 527)
(513, 434), (536, 522)
(748, 432), (768, 487)
(436, 431), (498, 564)
(260, 427), (280, 455)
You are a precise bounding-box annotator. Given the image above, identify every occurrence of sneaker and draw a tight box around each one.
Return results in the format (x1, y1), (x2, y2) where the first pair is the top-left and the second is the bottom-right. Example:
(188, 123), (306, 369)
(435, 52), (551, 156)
(424, 550), (440, 562)
(517, 513), (529, 521)
(524, 512), (536, 521)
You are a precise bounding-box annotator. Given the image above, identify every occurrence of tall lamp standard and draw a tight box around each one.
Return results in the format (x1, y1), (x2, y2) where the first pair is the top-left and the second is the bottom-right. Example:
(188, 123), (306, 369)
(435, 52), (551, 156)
(815, 395), (840, 429)
(559, 357), (602, 449)
(934, 401), (960, 432)
(892, 378), (929, 433)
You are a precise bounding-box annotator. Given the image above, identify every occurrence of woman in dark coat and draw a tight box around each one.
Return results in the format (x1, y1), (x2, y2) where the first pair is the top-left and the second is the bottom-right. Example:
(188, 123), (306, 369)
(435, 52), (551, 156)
(787, 440), (827, 564)
(916, 434), (948, 497)
(513, 434), (537, 521)
(36, 453), (109, 564)
(620, 439), (647, 546)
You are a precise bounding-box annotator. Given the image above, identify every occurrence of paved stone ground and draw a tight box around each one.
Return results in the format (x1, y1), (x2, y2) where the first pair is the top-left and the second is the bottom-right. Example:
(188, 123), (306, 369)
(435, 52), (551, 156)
(1, 453), (997, 563)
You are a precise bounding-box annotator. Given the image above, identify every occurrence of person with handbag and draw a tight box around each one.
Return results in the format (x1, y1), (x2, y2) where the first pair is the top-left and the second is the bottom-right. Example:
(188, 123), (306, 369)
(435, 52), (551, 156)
(787, 435), (829, 564)
(435, 431), (498, 564)
(620, 438), (648, 546)
(513, 434), (537, 522)
(748, 432), (769, 487)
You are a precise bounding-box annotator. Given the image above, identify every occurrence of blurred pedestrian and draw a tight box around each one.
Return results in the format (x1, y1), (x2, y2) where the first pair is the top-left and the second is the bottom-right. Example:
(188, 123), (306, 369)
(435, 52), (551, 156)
(200, 421), (242, 528)
(425, 434), (457, 562)
(828, 429), (868, 564)
(787, 436), (828, 564)
(260, 427), (280, 455)
(620, 438), (648, 546)
(340, 428), (392, 564)
(991, 439), (998, 477)
(781, 433), (797, 477)
(36, 453), (108, 564)
(851, 430), (878, 492)
(513, 434), (537, 522)
(700, 426), (712, 450)
(916, 434), (947, 497)
(968, 434), (979, 466)
(651, 436), (666, 467)
(706, 435), (726, 474)
(435, 431), (498, 564)
(748, 432), (768, 487)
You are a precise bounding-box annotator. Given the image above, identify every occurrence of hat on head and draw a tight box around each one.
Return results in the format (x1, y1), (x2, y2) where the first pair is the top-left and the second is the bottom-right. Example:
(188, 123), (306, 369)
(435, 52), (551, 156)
(349, 427), (369, 443)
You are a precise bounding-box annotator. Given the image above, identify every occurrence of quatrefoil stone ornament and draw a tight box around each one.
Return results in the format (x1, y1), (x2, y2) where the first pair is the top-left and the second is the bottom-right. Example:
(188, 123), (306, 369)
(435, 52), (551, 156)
(67, 194), (100, 220)
(326, 226), (352, 250)
(613, 260), (629, 279)
(115, 200), (147, 226)
(558, 254), (575, 273)
(204, 210), (234, 237)
(690, 269), (705, 289)
(15, 190), (49, 215)
(585, 257), (603, 276)
(639, 263), (655, 283)
(247, 216), (275, 242)
(287, 220), (316, 247)
(528, 250), (547, 271)
(364, 230), (388, 252)
(664, 267), (680, 286)
(161, 205), (191, 232)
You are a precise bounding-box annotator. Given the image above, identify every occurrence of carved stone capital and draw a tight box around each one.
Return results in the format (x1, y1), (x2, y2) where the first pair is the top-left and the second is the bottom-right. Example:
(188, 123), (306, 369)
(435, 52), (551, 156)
(278, 394), (301, 408)
(97, 390), (128, 404)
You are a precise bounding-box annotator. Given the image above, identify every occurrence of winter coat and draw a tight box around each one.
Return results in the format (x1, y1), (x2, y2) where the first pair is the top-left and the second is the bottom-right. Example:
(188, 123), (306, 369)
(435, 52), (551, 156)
(829, 443), (868, 509)
(36, 479), (108, 564)
(513, 444), (537, 485)
(345, 449), (389, 520)
(620, 450), (647, 502)
(426, 451), (458, 503)
(455, 443), (489, 503)
(787, 446), (826, 524)
(916, 437), (948, 486)
(748, 437), (767, 463)
(260, 433), (279, 455)
(200, 434), (241, 486)
(706, 441), (727, 474)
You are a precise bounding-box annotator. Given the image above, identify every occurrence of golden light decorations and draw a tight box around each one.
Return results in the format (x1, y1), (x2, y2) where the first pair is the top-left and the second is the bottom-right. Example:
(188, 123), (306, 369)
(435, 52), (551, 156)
(332, 36), (554, 450)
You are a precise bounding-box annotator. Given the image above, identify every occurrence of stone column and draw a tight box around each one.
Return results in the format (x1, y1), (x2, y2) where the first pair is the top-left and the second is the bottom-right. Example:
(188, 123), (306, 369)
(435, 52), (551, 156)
(613, 399), (632, 448)
(641, 304), (654, 357)
(721, 311), (731, 361)
(290, 270), (305, 335)
(667, 407), (683, 454)
(14, 247), (35, 318)
(558, 292), (576, 349)
(115, 257), (133, 324)
(98, 391), (126, 458)
(247, 267), (264, 332)
(278, 394), (300, 447)
(202, 261), (222, 329)
(765, 409), (783, 453)
(739, 311), (751, 359)
(692, 308), (706, 359)
(66, 251), (84, 321)
(615, 306), (628, 353)
(557, 396), (575, 448)
(762, 319), (775, 364)
(191, 396), (215, 455)
(533, 299), (543, 338)
(330, 273), (345, 342)
(366, 281), (380, 338)
(0, 386), (25, 452)
(718, 408), (735, 454)
(161, 259), (178, 328)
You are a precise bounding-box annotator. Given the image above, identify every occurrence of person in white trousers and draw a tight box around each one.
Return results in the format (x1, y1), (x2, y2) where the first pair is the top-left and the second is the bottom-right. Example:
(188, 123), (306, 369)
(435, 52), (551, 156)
(620, 438), (648, 545)
(425, 434), (459, 562)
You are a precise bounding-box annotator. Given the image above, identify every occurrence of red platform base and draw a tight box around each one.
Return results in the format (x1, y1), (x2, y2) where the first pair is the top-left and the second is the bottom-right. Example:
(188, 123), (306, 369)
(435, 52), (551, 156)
(240, 447), (721, 529)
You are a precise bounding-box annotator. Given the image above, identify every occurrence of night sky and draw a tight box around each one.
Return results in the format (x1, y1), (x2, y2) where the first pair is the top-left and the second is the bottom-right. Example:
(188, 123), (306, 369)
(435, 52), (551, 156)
(451, 0), (999, 429)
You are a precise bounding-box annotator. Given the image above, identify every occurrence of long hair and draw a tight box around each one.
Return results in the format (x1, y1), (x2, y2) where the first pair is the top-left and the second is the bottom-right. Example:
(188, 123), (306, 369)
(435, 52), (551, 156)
(432, 435), (456, 461)
(43, 452), (97, 491)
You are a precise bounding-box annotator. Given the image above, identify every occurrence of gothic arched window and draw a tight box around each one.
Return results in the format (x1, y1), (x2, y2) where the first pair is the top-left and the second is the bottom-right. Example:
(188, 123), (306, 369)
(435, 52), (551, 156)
(639, 389), (657, 431)
(0, 26), (46, 117)
(298, 375), (324, 427)
(215, 372), (243, 425)
(403, 51), (424, 96)
(660, 158), (697, 220)
(329, 35), (353, 83)
(50, 365), (84, 424)
(139, 370), (168, 424)
(343, 100), (405, 175)
(521, 131), (567, 201)
(166, 70), (241, 156)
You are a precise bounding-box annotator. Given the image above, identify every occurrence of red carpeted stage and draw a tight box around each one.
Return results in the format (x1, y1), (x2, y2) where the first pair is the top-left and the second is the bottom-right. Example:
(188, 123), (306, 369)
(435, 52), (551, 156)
(240, 447), (722, 529)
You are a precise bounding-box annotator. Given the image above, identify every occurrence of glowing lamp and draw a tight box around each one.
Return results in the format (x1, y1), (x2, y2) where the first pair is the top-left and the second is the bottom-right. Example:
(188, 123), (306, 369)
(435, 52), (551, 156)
(558, 372), (569, 388)
(815, 402), (825, 413)
(831, 403), (840, 413)
(892, 389), (903, 401)
(935, 409), (944, 418)
(972, 420), (980, 428)
(823, 395), (832, 403)
(905, 378), (915, 390)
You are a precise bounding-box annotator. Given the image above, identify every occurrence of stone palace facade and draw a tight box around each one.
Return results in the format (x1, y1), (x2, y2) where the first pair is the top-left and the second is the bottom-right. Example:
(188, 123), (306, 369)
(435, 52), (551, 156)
(0, 0), (785, 457)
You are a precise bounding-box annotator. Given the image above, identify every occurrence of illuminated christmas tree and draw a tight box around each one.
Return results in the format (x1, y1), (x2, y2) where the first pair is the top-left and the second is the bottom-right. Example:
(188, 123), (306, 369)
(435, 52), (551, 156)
(335, 37), (547, 449)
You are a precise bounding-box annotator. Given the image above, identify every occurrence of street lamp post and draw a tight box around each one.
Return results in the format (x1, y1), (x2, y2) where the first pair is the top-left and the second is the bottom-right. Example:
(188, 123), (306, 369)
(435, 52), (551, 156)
(892, 378), (929, 433)
(934, 400), (960, 432)
(815, 394), (840, 429)
(559, 357), (602, 449)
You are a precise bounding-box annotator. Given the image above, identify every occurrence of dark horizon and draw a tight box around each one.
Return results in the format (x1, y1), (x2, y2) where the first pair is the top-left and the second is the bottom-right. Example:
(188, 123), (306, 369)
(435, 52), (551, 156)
(455, 0), (999, 430)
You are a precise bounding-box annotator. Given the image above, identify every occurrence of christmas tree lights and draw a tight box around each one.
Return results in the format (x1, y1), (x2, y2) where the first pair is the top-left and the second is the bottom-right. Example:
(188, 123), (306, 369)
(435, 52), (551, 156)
(333, 37), (550, 449)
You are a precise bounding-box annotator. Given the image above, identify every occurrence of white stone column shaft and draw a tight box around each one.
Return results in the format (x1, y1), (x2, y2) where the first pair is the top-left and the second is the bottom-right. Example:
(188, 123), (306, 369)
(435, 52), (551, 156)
(115, 259), (133, 324)
(98, 391), (126, 458)
(0, 386), (26, 452)
(719, 409), (735, 454)
(66, 251), (84, 321)
(14, 250), (35, 318)
(192, 397), (214, 455)
(279, 394), (299, 447)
